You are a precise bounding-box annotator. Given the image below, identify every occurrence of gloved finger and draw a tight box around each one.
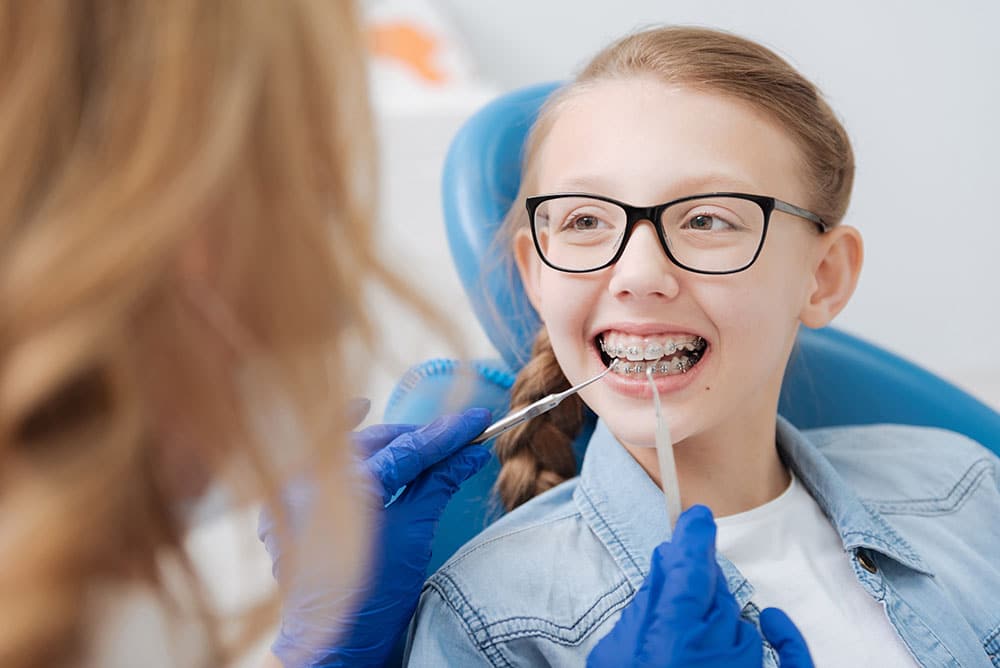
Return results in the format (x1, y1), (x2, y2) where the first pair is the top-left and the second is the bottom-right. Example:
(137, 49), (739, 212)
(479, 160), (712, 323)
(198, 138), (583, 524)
(760, 607), (815, 668)
(654, 504), (719, 623)
(671, 561), (744, 652)
(395, 444), (492, 512)
(353, 423), (419, 458)
(344, 397), (372, 430)
(365, 407), (491, 502)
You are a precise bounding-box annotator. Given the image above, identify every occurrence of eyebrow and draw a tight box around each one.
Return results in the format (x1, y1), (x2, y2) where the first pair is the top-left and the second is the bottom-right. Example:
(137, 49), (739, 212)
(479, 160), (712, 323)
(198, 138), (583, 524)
(546, 172), (765, 200)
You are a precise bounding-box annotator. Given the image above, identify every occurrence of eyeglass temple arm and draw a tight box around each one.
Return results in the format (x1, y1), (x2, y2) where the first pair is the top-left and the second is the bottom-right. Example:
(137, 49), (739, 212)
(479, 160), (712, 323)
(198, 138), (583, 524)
(773, 199), (829, 232)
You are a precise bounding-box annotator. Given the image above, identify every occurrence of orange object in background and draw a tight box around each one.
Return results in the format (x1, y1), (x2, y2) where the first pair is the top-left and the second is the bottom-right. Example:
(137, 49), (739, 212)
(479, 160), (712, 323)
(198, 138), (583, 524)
(369, 23), (448, 84)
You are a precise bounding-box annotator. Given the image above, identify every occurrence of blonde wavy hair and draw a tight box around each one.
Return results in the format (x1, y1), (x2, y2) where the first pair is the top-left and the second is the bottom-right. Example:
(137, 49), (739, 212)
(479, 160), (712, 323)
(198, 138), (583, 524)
(495, 26), (855, 511)
(0, 2), (424, 666)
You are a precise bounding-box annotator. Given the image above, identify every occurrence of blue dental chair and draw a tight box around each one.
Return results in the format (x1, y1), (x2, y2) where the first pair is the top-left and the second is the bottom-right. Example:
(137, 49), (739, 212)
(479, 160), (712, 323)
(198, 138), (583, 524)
(384, 82), (1000, 577)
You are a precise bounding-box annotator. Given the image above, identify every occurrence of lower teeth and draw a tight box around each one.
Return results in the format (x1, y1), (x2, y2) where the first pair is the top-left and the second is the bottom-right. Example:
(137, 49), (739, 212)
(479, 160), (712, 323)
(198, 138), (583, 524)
(612, 356), (695, 375)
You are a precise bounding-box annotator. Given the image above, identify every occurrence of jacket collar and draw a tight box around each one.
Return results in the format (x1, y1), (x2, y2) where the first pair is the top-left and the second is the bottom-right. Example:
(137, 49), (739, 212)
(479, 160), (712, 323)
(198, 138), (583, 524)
(575, 415), (932, 603)
(775, 415), (932, 575)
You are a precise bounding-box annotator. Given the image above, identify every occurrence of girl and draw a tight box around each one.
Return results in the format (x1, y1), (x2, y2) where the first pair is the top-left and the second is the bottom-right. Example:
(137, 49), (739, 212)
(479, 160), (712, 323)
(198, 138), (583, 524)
(405, 26), (1000, 667)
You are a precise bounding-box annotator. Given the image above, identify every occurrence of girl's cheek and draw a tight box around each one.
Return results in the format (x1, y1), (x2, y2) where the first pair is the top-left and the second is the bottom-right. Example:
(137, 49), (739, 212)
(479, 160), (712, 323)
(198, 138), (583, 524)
(542, 277), (593, 324)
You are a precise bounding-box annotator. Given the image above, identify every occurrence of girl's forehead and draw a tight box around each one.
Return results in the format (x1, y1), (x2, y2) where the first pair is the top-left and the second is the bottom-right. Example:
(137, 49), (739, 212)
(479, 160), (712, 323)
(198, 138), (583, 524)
(536, 80), (807, 202)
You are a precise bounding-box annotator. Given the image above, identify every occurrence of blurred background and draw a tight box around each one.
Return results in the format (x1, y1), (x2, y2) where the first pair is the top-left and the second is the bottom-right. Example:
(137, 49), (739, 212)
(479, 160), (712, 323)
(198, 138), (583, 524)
(367, 0), (1000, 416)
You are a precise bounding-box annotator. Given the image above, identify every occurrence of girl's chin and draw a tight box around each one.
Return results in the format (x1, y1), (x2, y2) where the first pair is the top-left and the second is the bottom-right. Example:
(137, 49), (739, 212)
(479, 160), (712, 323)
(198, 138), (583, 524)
(592, 406), (663, 446)
(584, 395), (698, 449)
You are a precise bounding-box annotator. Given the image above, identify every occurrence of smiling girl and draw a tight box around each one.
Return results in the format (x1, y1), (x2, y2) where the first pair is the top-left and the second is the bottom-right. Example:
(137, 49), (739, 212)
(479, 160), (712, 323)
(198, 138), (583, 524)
(405, 27), (1000, 667)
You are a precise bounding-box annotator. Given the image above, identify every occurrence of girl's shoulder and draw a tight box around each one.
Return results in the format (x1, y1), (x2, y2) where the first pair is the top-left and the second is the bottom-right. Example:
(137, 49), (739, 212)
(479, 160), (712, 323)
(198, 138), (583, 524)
(800, 422), (997, 509)
(803, 421), (994, 461)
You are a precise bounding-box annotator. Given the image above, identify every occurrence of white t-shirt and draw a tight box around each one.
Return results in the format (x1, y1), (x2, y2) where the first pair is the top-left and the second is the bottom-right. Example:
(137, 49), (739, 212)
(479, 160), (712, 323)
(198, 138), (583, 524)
(715, 473), (918, 667)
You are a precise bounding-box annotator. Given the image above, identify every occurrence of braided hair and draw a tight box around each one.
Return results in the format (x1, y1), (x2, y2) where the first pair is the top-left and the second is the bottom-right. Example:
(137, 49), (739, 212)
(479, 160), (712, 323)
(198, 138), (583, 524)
(494, 330), (586, 511)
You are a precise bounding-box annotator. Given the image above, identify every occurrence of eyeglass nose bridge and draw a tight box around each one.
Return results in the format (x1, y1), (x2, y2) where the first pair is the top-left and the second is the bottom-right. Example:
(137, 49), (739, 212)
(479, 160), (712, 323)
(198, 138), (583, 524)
(608, 202), (684, 270)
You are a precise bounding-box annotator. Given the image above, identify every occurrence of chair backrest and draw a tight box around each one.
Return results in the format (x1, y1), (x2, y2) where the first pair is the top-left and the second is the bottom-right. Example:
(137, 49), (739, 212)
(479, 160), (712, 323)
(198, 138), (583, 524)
(442, 82), (557, 370)
(386, 83), (1000, 574)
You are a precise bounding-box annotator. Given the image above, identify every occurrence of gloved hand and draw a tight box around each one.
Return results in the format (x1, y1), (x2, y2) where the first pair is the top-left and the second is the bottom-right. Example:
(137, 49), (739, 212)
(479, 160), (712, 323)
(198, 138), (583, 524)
(587, 505), (814, 667)
(259, 406), (492, 668)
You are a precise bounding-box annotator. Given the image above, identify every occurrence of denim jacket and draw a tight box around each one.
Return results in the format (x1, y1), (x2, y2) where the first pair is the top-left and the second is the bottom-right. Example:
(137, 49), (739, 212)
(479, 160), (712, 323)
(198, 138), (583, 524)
(404, 417), (1000, 667)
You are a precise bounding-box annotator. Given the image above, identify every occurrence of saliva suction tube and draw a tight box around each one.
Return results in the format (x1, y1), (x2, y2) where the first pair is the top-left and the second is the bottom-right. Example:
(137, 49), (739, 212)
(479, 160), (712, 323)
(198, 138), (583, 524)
(646, 365), (682, 529)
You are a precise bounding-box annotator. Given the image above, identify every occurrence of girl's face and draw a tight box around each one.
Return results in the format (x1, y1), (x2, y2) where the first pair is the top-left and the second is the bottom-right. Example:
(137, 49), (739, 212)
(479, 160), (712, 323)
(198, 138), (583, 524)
(516, 79), (832, 449)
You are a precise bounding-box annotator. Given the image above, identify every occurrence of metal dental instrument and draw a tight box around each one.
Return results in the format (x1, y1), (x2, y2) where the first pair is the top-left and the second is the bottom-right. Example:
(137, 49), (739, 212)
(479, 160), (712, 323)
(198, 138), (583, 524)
(470, 363), (616, 444)
(647, 365), (682, 529)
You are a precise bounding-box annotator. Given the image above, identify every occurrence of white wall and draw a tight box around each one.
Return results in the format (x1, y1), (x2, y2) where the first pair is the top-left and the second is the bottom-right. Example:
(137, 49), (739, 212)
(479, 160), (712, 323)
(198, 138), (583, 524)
(367, 0), (1000, 414)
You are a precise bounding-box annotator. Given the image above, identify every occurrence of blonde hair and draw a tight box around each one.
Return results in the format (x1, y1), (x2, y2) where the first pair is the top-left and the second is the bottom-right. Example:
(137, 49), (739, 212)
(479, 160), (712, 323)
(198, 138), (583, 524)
(495, 26), (855, 511)
(0, 2), (423, 666)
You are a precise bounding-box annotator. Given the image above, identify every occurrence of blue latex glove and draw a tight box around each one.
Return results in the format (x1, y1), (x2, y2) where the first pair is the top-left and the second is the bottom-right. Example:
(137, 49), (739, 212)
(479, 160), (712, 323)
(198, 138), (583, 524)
(259, 406), (492, 668)
(587, 505), (814, 667)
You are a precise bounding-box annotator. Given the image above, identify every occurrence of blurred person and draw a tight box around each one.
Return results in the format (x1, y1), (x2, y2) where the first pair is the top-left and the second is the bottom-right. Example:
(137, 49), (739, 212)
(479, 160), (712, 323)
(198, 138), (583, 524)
(0, 2), (490, 666)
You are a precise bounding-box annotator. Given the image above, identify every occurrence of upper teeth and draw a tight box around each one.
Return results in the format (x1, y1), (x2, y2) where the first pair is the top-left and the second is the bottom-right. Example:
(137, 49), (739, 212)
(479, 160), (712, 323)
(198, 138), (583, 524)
(600, 333), (705, 361)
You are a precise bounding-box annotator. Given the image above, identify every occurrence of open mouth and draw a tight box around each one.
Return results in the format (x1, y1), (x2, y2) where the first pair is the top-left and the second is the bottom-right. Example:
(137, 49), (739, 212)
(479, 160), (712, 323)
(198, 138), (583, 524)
(596, 332), (708, 376)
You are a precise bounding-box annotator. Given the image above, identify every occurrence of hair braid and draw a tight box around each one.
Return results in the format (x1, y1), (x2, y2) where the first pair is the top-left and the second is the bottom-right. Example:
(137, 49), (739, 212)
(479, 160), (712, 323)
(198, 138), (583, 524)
(494, 330), (585, 511)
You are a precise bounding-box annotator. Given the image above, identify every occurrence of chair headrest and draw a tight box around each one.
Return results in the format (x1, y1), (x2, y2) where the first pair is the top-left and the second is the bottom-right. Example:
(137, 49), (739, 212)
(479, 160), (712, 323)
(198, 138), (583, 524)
(442, 82), (561, 370)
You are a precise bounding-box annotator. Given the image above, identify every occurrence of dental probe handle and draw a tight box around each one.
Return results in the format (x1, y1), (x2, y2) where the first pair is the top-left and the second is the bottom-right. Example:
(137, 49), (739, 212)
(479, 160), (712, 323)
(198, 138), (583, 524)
(469, 396), (561, 444)
(469, 365), (614, 445)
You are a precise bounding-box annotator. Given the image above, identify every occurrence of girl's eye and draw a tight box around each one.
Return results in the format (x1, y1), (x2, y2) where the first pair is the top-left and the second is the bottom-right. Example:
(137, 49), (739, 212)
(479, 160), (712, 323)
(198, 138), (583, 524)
(684, 213), (736, 232)
(563, 214), (605, 231)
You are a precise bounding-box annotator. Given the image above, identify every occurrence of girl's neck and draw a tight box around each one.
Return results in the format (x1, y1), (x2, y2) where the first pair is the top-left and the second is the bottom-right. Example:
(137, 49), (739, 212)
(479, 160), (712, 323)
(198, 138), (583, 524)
(624, 409), (790, 518)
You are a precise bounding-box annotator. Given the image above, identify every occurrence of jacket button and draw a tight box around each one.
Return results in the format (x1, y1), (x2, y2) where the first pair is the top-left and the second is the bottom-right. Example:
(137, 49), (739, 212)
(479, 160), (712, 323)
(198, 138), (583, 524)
(856, 549), (878, 574)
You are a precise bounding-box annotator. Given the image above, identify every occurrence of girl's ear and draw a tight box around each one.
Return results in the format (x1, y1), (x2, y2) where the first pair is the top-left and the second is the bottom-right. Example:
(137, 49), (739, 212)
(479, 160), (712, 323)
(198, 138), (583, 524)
(799, 225), (864, 328)
(514, 228), (544, 315)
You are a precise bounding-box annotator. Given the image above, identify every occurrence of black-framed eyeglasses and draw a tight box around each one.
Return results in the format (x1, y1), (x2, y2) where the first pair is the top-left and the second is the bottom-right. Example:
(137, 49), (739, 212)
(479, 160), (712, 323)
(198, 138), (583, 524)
(525, 192), (828, 275)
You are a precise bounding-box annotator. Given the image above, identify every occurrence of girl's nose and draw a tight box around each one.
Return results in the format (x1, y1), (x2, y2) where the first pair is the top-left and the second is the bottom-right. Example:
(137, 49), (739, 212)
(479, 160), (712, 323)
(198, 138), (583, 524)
(607, 220), (681, 301)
